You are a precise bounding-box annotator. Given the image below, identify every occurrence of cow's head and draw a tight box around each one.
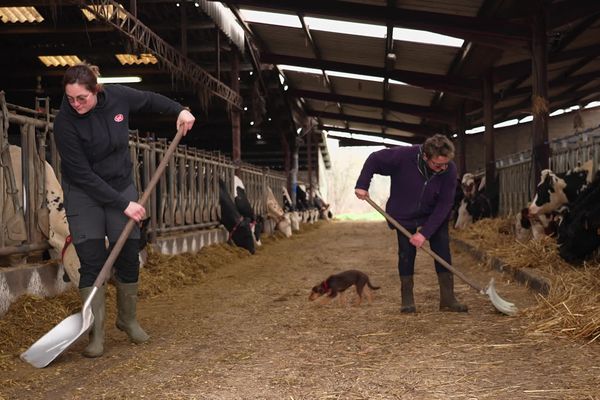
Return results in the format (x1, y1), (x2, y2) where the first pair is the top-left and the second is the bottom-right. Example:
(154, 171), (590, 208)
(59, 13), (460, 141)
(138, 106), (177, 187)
(288, 211), (301, 231)
(277, 214), (292, 237)
(529, 170), (568, 215)
(229, 217), (256, 254)
(461, 173), (477, 199)
(252, 215), (264, 246)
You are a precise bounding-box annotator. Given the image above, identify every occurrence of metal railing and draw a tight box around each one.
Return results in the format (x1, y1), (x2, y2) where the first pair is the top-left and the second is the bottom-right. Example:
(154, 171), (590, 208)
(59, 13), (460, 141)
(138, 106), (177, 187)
(0, 95), (288, 261)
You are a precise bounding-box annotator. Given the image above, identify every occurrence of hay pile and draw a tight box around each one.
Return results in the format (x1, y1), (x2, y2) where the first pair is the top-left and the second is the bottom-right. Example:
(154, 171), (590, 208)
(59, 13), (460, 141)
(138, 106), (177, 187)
(453, 217), (600, 343)
(0, 242), (252, 366)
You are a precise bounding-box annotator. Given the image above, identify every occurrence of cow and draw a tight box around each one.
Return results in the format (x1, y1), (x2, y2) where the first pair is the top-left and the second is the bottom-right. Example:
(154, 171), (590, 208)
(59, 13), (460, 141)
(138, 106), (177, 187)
(454, 173), (494, 229)
(313, 189), (332, 220)
(514, 207), (561, 242)
(266, 186), (292, 237)
(528, 160), (593, 216)
(282, 186), (301, 231)
(218, 178), (256, 254)
(234, 175), (263, 246)
(0, 145), (82, 285)
(556, 172), (600, 263)
(296, 184), (319, 223)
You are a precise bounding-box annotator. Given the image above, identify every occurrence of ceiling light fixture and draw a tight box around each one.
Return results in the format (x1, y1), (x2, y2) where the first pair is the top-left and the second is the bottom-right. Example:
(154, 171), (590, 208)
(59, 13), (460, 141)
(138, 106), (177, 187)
(115, 53), (158, 65)
(38, 55), (82, 67)
(81, 4), (127, 22)
(0, 6), (44, 23)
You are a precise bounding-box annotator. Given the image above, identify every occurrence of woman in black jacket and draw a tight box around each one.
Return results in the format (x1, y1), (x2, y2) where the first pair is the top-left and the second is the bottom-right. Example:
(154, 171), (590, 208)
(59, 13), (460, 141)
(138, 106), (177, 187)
(53, 63), (195, 358)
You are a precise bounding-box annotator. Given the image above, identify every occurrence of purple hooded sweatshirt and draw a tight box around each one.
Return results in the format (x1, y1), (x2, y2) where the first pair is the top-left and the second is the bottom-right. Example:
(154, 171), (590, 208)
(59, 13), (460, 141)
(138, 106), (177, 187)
(355, 145), (457, 239)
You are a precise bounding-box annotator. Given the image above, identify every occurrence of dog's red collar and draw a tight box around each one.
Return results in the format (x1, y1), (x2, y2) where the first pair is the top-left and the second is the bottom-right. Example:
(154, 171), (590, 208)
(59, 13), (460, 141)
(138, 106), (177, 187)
(322, 279), (329, 291)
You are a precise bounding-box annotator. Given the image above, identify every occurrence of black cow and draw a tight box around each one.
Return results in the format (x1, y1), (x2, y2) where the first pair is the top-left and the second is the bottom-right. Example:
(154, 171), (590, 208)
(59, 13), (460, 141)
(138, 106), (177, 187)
(556, 172), (600, 263)
(218, 178), (255, 254)
(234, 175), (263, 246)
(295, 184), (309, 211)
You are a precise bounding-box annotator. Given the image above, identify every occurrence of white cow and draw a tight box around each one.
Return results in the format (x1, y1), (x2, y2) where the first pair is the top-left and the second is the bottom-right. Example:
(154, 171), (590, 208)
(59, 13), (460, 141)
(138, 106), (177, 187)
(266, 186), (292, 237)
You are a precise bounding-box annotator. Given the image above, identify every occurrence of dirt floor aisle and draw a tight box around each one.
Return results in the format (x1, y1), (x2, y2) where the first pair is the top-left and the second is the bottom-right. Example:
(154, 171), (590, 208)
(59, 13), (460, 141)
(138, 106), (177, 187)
(2, 220), (600, 400)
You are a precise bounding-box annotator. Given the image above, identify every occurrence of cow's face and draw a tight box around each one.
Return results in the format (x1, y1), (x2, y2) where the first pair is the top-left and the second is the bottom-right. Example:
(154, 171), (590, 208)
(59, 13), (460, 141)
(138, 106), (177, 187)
(252, 216), (264, 246)
(529, 170), (568, 215)
(277, 215), (292, 238)
(461, 173), (477, 198)
(231, 218), (256, 254)
(289, 211), (301, 231)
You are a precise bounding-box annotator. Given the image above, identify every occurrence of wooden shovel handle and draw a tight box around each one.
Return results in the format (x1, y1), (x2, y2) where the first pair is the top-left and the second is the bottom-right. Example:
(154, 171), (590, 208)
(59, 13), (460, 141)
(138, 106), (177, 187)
(93, 128), (185, 288)
(364, 197), (485, 293)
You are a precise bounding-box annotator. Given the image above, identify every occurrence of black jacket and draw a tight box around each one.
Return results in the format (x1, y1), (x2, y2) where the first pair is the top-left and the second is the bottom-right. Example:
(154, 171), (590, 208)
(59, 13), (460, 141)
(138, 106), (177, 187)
(54, 84), (184, 210)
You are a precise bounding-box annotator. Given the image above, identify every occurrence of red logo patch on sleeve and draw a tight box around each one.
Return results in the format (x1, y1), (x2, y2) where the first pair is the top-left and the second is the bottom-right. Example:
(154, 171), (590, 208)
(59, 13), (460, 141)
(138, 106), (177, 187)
(114, 114), (124, 122)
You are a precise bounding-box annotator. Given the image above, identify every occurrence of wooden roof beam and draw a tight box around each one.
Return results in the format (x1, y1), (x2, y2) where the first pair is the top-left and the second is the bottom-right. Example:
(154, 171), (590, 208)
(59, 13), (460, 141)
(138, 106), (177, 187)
(307, 110), (436, 137)
(261, 52), (481, 100)
(290, 89), (454, 125)
(319, 124), (421, 144)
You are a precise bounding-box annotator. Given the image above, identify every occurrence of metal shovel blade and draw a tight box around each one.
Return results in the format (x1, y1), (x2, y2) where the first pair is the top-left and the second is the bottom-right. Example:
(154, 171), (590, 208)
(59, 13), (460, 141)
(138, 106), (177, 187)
(484, 278), (518, 316)
(20, 287), (96, 368)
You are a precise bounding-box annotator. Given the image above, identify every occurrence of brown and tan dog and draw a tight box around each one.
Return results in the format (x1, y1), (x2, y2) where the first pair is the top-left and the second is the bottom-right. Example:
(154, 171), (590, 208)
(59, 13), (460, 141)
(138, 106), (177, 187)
(309, 269), (381, 306)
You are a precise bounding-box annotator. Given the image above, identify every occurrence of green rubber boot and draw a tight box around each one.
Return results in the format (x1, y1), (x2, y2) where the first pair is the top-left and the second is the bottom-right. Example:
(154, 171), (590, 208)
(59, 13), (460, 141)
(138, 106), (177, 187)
(115, 281), (150, 344)
(438, 272), (468, 312)
(79, 286), (106, 357)
(400, 275), (416, 313)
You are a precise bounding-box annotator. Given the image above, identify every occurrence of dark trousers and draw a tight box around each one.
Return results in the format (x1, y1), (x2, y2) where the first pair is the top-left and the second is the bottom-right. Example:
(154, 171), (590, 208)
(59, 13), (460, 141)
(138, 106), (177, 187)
(396, 219), (451, 277)
(64, 181), (141, 288)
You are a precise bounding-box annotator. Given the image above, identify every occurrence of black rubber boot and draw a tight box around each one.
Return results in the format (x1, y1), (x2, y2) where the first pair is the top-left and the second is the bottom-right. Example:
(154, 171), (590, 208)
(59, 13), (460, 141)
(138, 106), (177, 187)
(400, 275), (416, 313)
(437, 272), (468, 312)
(79, 286), (106, 357)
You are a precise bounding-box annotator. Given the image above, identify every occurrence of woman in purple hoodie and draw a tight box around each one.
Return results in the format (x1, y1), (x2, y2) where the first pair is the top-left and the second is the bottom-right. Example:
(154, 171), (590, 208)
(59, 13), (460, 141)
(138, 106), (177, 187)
(355, 134), (467, 313)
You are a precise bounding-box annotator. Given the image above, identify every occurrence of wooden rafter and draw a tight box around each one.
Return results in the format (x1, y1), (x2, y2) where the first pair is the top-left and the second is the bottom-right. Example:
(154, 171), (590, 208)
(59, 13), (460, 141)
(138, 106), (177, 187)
(82, 0), (243, 109)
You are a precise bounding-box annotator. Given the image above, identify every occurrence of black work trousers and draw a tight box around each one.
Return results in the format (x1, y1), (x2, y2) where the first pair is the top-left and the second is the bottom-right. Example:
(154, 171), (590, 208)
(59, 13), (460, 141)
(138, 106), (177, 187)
(63, 181), (141, 288)
(396, 219), (451, 277)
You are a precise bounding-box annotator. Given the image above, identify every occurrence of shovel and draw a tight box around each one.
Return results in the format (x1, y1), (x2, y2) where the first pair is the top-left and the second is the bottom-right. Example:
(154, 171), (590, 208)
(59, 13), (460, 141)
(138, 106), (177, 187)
(21, 127), (186, 368)
(365, 197), (518, 316)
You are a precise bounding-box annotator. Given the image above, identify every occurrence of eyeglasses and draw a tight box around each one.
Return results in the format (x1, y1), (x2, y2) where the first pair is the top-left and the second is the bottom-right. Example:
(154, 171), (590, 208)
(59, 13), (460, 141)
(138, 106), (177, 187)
(66, 92), (92, 105)
(426, 158), (449, 169)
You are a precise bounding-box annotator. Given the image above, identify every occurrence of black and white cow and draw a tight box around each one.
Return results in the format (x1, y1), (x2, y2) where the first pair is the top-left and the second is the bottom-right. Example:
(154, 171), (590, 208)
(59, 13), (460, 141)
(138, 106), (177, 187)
(282, 186), (301, 231)
(514, 207), (561, 242)
(556, 172), (600, 263)
(313, 189), (332, 220)
(454, 173), (494, 229)
(218, 178), (255, 254)
(234, 175), (263, 246)
(296, 184), (319, 223)
(528, 161), (592, 216)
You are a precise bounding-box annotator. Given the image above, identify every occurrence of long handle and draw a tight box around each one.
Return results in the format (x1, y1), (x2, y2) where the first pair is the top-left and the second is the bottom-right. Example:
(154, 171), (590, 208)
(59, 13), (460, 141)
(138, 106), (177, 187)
(365, 197), (485, 293)
(92, 128), (185, 288)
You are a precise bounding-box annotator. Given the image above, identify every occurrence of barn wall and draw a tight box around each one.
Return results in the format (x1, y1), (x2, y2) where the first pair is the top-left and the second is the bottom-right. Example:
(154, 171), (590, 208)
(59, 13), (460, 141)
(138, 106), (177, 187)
(456, 106), (600, 172)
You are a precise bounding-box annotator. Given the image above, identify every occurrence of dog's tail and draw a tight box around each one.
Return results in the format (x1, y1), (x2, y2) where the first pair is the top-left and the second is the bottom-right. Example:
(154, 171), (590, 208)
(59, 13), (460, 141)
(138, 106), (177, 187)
(367, 280), (381, 290)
